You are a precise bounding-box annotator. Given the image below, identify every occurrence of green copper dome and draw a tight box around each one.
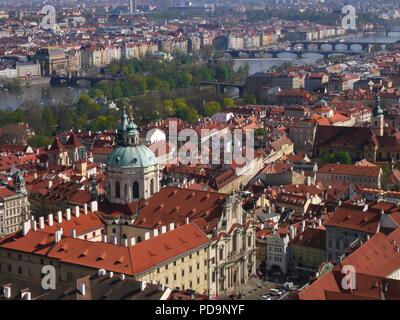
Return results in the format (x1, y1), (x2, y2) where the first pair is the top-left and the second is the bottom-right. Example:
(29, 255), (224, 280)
(107, 107), (158, 169)
(106, 144), (158, 168)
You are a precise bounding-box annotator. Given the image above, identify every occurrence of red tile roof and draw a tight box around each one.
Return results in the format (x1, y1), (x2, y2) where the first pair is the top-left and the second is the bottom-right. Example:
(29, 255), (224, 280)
(325, 204), (381, 234)
(101, 187), (228, 234)
(319, 163), (381, 177)
(0, 223), (209, 276)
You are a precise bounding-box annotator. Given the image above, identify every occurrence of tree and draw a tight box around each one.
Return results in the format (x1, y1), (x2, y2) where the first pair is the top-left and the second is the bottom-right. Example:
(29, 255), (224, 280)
(41, 106), (56, 135)
(175, 99), (200, 124)
(322, 151), (352, 165)
(204, 101), (222, 117)
(242, 93), (257, 105)
(223, 98), (236, 108)
(160, 100), (175, 117)
(215, 66), (229, 82)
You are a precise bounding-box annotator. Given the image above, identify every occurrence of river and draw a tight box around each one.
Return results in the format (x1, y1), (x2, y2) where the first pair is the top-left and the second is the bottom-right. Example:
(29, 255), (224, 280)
(1, 32), (400, 110)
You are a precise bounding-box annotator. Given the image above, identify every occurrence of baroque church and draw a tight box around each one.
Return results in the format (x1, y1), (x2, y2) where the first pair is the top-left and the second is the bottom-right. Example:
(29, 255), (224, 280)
(98, 109), (257, 296)
(105, 108), (160, 204)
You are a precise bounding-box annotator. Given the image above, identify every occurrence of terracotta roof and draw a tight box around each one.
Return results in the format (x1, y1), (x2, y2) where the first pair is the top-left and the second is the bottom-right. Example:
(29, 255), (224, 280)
(0, 223), (209, 277)
(325, 204), (381, 234)
(338, 227), (400, 278)
(314, 126), (377, 150)
(101, 187), (228, 234)
(319, 163), (381, 177)
(0, 186), (16, 199)
(290, 228), (325, 250)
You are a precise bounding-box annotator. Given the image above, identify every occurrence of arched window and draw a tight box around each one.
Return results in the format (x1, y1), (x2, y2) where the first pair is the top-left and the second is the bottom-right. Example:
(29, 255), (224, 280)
(150, 179), (154, 195)
(132, 181), (139, 199)
(115, 181), (120, 198)
(137, 236), (142, 243)
(122, 233), (127, 239)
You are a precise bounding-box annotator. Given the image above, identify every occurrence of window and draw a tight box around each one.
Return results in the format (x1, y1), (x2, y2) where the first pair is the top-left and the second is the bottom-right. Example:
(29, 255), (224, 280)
(150, 179), (154, 195)
(115, 181), (120, 198)
(182, 269), (185, 277)
(174, 273), (177, 281)
(133, 181), (139, 199)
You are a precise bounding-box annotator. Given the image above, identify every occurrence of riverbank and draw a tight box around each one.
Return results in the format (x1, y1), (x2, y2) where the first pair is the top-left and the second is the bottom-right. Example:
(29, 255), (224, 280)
(21, 77), (50, 87)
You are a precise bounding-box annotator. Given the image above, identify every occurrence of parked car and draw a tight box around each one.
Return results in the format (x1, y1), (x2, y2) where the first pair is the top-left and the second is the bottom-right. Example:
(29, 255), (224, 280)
(269, 288), (283, 296)
(260, 295), (273, 300)
(282, 282), (294, 290)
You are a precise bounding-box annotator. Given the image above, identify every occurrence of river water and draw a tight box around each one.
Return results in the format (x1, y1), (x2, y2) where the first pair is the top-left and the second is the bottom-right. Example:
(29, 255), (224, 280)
(1, 32), (400, 110)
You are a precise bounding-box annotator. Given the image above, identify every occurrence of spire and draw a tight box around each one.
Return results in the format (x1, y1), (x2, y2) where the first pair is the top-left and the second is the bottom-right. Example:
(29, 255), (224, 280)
(373, 94), (384, 117)
(117, 106), (140, 147)
(13, 170), (26, 194)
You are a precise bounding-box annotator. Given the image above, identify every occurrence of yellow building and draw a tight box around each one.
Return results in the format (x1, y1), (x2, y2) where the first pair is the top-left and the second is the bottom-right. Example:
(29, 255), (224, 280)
(289, 227), (326, 278)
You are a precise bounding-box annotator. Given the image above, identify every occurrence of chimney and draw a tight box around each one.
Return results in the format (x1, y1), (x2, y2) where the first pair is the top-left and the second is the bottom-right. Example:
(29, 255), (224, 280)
(84, 203), (88, 215)
(79, 283), (86, 296)
(158, 283), (165, 291)
(161, 226), (167, 234)
(363, 204), (369, 212)
(39, 216), (45, 230)
(144, 232), (150, 240)
(90, 200), (98, 212)
(71, 229), (77, 238)
(55, 230), (62, 243)
(109, 271), (114, 278)
(57, 211), (63, 224)
(74, 206), (80, 218)
(120, 274), (126, 281)
(22, 291), (31, 300)
(31, 220), (37, 231)
(112, 236), (118, 245)
(301, 220), (305, 232)
(47, 180), (53, 189)
(140, 281), (147, 292)
(22, 221), (31, 236)
(103, 234), (108, 243)
(123, 238), (128, 247)
(130, 237), (136, 246)
(185, 217), (190, 224)
(97, 269), (106, 276)
(48, 213), (54, 227)
(153, 229), (159, 237)
(65, 208), (71, 221)
(3, 285), (11, 299)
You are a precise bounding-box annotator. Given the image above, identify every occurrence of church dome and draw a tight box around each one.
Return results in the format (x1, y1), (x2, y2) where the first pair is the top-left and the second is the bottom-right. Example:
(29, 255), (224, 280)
(106, 144), (158, 168)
